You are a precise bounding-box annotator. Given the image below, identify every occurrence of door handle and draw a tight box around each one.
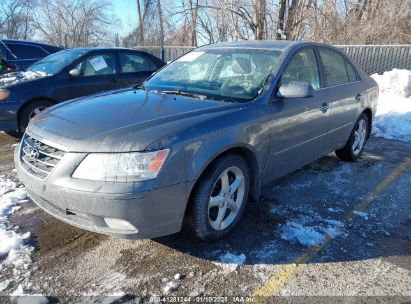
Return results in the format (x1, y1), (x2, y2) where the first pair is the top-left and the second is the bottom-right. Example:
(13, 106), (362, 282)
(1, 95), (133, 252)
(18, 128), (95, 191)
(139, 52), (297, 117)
(355, 93), (362, 101)
(320, 103), (328, 113)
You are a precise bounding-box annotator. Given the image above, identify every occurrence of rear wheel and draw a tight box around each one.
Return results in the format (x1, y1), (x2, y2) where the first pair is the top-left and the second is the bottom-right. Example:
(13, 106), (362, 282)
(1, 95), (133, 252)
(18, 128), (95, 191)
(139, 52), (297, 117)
(190, 154), (250, 240)
(335, 113), (369, 161)
(19, 100), (53, 132)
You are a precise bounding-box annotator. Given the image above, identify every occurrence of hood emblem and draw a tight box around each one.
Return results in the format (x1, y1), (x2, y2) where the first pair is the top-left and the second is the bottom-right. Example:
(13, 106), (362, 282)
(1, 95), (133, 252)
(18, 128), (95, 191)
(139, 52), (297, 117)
(28, 147), (40, 160)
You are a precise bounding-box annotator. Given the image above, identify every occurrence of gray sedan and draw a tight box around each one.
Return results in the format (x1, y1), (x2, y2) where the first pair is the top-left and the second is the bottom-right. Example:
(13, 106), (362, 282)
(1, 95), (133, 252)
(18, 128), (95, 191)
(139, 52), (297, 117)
(15, 41), (378, 240)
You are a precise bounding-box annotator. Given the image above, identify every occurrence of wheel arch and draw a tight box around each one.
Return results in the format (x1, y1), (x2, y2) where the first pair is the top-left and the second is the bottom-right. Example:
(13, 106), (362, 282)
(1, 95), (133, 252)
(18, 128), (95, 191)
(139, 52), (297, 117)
(187, 145), (261, 207)
(17, 97), (57, 128)
(362, 107), (372, 139)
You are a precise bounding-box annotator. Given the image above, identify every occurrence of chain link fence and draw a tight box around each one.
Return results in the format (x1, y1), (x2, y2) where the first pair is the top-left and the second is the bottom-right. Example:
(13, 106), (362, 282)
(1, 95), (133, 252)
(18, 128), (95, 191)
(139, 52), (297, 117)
(134, 44), (411, 75)
(336, 45), (411, 75)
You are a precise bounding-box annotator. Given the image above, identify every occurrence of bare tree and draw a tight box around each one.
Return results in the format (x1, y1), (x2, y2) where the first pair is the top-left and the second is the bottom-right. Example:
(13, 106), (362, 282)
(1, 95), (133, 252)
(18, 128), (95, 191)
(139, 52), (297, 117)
(136, 0), (145, 44)
(33, 0), (118, 47)
(157, 0), (164, 58)
(276, 0), (286, 39)
(123, 0), (411, 47)
(304, 0), (411, 44)
(0, 0), (36, 39)
(252, 0), (266, 40)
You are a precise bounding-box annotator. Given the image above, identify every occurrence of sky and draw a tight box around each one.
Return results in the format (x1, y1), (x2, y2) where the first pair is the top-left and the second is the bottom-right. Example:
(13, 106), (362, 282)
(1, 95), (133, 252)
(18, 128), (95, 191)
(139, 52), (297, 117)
(112, 0), (138, 35)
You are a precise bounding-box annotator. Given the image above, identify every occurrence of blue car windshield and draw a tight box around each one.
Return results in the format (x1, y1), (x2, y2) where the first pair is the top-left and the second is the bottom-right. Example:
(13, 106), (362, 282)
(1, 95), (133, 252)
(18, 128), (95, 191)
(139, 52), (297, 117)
(146, 48), (282, 102)
(27, 49), (87, 75)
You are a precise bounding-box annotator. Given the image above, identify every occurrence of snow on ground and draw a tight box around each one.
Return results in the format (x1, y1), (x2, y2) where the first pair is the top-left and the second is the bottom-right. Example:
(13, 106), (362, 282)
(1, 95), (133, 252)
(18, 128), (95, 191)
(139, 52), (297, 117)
(279, 215), (347, 246)
(0, 177), (34, 295)
(353, 210), (369, 220)
(371, 69), (411, 142)
(213, 252), (247, 274)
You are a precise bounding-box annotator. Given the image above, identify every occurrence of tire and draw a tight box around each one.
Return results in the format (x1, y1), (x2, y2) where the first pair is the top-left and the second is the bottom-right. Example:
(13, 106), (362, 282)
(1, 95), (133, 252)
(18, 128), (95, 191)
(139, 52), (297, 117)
(19, 100), (53, 133)
(190, 154), (250, 240)
(335, 113), (369, 161)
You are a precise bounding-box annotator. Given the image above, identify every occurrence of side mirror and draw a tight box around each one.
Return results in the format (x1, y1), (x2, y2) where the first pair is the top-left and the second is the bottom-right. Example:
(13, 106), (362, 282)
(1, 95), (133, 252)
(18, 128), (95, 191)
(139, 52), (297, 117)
(277, 81), (314, 99)
(69, 68), (81, 77)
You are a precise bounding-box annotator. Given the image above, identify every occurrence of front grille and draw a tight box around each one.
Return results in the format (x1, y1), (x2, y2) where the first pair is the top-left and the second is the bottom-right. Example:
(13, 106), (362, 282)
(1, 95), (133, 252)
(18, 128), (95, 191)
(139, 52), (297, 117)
(20, 135), (65, 179)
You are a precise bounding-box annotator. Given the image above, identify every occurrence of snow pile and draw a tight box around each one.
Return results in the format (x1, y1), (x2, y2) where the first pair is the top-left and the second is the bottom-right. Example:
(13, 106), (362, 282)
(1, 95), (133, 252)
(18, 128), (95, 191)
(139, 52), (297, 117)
(214, 252), (246, 273)
(0, 177), (33, 293)
(353, 210), (369, 220)
(371, 69), (411, 142)
(280, 216), (346, 246)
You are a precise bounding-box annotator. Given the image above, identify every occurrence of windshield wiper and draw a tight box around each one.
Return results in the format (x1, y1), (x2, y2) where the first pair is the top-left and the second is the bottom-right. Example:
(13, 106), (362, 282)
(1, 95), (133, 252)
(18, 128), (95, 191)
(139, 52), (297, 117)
(160, 89), (207, 99)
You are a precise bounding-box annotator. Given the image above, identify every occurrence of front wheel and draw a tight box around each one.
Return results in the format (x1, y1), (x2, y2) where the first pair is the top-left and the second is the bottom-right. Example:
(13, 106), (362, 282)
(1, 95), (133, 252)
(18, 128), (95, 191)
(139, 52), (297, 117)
(335, 113), (369, 161)
(190, 154), (250, 240)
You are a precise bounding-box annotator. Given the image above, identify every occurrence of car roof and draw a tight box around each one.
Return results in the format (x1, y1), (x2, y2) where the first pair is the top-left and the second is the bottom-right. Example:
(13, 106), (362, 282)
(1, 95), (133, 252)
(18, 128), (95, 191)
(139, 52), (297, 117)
(1, 39), (63, 53)
(68, 47), (150, 52)
(200, 40), (298, 51)
(199, 40), (335, 52)
(1, 39), (59, 47)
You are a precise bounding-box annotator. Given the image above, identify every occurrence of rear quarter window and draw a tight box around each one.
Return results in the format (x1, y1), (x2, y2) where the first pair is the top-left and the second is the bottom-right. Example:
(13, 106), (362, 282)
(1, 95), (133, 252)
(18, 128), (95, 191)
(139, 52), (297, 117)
(345, 60), (358, 82)
(5, 43), (48, 59)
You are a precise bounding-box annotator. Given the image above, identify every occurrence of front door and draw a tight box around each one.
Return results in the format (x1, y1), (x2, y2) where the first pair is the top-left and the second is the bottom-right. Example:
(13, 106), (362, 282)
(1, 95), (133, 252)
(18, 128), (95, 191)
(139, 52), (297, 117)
(264, 47), (331, 182)
(68, 52), (121, 99)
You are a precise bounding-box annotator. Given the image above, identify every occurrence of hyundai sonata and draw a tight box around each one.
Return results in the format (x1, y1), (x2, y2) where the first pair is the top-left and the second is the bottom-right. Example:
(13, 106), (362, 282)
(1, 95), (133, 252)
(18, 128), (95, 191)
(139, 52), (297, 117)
(15, 41), (378, 240)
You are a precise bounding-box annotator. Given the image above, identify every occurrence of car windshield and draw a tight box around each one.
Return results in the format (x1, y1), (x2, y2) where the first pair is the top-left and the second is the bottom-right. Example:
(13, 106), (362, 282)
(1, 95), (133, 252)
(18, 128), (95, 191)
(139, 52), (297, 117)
(146, 48), (282, 102)
(27, 49), (87, 75)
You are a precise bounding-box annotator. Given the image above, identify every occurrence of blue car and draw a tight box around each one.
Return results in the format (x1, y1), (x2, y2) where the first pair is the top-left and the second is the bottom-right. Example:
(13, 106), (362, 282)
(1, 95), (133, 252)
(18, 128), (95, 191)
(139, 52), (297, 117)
(0, 47), (165, 132)
(0, 39), (62, 74)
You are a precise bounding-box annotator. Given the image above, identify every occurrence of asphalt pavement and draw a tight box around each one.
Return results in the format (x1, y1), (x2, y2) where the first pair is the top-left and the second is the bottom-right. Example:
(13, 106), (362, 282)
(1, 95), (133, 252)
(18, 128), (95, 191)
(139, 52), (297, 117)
(0, 132), (410, 303)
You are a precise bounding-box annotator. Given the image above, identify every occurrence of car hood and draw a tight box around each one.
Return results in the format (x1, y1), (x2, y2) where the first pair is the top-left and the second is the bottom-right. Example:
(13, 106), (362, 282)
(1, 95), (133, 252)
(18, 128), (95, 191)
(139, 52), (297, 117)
(0, 71), (50, 88)
(27, 88), (238, 152)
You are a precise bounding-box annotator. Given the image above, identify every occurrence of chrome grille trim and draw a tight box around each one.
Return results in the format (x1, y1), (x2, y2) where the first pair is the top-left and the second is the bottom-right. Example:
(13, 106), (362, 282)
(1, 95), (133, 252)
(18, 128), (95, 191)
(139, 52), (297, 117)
(19, 134), (65, 179)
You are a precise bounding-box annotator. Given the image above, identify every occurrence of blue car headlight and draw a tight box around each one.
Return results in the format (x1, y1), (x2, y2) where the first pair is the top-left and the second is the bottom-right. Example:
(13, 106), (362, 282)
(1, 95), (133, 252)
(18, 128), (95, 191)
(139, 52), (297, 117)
(0, 89), (10, 100)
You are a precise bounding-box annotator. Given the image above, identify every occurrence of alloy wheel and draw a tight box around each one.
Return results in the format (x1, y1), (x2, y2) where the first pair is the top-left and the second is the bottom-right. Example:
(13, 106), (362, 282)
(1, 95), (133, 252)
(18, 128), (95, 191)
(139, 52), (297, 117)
(208, 166), (245, 231)
(352, 118), (367, 155)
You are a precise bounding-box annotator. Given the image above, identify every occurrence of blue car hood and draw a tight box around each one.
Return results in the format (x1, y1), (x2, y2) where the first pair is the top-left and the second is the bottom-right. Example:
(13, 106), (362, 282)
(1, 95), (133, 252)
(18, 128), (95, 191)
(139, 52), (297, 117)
(0, 71), (50, 88)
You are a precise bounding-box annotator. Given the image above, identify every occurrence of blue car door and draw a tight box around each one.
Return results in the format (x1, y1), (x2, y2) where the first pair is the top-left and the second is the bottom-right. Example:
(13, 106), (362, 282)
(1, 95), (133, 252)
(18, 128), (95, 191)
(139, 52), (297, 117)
(68, 52), (122, 99)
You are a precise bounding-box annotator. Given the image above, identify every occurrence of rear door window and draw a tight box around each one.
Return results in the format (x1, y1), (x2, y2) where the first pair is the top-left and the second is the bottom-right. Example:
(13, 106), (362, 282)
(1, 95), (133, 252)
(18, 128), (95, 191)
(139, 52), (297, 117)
(5, 43), (48, 59)
(280, 48), (320, 89)
(119, 52), (158, 73)
(318, 48), (349, 86)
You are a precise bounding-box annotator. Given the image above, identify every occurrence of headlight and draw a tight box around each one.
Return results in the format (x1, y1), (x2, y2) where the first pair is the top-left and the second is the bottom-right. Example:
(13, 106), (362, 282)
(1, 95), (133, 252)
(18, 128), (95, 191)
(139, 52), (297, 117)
(72, 149), (169, 182)
(0, 89), (10, 100)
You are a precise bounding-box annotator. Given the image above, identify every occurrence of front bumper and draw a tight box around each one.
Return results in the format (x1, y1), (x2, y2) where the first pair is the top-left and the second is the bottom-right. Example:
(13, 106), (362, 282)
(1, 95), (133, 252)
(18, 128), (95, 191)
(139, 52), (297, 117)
(14, 139), (194, 240)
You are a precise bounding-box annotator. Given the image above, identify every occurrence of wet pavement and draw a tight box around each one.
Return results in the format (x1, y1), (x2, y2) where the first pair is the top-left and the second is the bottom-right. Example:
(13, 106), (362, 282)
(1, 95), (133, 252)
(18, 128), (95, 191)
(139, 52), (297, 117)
(0, 132), (410, 302)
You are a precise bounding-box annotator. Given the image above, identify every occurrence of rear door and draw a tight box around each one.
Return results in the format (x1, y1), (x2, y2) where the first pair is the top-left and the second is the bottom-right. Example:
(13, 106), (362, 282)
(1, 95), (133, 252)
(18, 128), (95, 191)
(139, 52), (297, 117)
(317, 47), (362, 149)
(117, 51), (160, 87)
(68, 52), (121, 99)
(264, 47), (331, 181)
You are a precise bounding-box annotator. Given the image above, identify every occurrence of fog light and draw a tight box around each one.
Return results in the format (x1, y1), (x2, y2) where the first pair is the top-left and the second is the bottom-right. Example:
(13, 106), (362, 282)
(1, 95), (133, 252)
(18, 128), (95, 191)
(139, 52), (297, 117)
(104, 217), (138, 232)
